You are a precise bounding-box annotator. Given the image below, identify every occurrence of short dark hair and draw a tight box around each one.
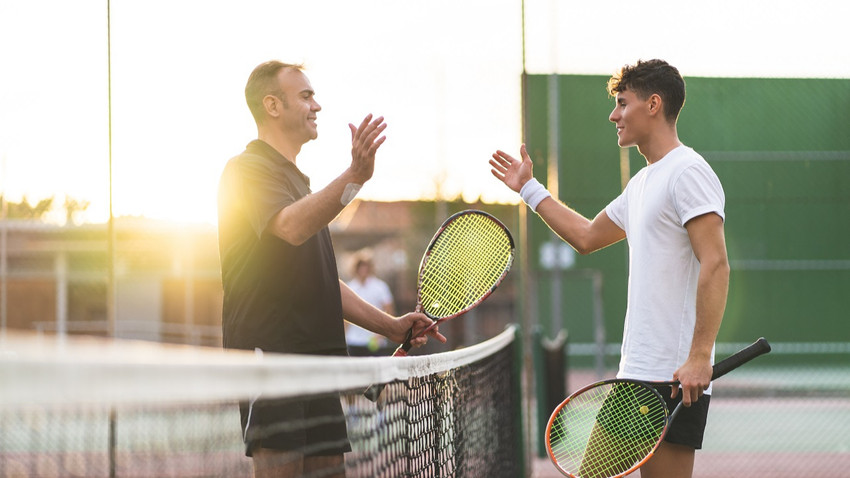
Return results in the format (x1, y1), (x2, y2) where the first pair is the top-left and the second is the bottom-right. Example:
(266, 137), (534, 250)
(244, 60), (304, 124)
(607, 59), (685, 123)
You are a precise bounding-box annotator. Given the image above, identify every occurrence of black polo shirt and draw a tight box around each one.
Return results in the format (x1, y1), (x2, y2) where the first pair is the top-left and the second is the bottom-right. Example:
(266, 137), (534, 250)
(217, 140), (346, 354)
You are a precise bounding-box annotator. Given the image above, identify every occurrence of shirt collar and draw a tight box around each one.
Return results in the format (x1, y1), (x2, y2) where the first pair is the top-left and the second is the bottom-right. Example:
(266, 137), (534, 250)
(245, 139), (311, 187)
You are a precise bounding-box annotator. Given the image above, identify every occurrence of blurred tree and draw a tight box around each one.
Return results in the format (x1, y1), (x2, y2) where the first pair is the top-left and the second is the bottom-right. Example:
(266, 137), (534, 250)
(1, 195), (54, 219)
(0, 195), (90, 223)
(63, 196), (90, 225)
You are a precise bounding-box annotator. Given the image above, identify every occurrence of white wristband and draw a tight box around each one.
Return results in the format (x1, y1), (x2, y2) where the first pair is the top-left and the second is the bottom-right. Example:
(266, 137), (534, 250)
(519, 178), (551, 212)
(340, 183), (362, 206)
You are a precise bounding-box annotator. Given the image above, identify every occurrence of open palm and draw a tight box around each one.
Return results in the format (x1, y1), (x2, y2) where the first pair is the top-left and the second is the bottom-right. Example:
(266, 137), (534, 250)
(489, 144), (534, 193)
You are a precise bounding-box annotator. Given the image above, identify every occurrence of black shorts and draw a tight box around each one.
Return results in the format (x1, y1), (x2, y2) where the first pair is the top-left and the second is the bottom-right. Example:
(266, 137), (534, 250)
(240, 393), (351, 457)
(655, 385), (711, 450)
(240, 348), (351, 457)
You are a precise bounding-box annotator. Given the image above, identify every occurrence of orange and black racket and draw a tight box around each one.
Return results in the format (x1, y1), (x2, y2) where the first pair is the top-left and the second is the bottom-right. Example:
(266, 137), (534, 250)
(546, 337), (771, 478)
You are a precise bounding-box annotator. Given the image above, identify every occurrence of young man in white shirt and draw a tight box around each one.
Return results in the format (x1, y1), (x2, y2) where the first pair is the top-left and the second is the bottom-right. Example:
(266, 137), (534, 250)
(489, 59), (730, 478)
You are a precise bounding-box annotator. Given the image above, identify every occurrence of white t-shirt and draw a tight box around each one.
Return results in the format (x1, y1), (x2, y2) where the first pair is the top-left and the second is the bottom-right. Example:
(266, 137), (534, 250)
(605, 145), (725, 391)
(346, 276), (394, 347)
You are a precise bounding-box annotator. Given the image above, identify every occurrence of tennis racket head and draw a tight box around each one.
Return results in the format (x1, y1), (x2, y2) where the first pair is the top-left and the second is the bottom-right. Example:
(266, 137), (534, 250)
(416, 209), (515, 320)
(545, 337), (772, 477)
(546, 379), (670, 478)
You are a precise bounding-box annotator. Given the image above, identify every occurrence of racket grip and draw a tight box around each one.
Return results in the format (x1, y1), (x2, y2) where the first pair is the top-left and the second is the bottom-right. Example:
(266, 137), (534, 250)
(395, 321), (437, 354)
(397, 327), (416, 355)
(364, 382), (384, 402)
(363, 331), (414, 402)
(711, 337), (771, 380)
(363, 352), (407, 402)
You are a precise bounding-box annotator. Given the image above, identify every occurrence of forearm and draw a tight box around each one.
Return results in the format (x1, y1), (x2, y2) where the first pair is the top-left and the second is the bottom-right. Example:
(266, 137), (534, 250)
(340, 280), (395, 338)
(690, 255), (730, 361)
(536, 198), (593, 253)
(535, 199), (626, 255)
(267, 169), (362, 245)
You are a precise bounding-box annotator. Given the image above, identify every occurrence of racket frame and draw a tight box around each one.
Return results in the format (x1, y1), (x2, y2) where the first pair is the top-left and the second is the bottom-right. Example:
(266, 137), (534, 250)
(546, 378), (672, 478)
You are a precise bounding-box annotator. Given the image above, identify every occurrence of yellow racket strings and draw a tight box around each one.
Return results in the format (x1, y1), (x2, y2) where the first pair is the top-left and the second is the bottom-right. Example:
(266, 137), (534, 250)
(419, 213), (513, 319)
(548, 382), (666, 478)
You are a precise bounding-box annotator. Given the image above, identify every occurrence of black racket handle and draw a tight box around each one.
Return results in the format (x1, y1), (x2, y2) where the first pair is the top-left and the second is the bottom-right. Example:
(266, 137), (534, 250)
(363, 328), (415, 402)
(363, 382), (384, 402)
(363, 318), (445, 401)
(666, 338), (770, 424)
(395, 327), (417, 355)
(711, 337), (771, 381)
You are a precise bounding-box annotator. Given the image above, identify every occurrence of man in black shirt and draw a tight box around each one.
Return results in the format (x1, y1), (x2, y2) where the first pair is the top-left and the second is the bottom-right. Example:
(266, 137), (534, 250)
(218, 60), (445, 478)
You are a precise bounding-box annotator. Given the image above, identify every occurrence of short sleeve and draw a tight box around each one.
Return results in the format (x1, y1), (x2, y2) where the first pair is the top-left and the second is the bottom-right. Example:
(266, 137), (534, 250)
(605, 189), (628, 231)
(672, 162), (726, 226)
(234, 155), (298, 237)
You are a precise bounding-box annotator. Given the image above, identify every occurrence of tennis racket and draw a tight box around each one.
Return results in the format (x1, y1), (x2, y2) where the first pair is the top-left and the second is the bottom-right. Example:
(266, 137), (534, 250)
(546, 337), (771, 478)
(363, 209), (515, 401)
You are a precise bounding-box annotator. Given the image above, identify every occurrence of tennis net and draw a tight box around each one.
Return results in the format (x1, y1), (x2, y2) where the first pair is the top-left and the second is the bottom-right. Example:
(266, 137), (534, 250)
(0, 325), (523, 478)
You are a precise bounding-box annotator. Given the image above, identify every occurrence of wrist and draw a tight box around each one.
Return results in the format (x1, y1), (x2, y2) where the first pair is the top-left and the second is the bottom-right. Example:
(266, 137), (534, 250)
(337, 169), (364, 206)
(519, 178), (551, 212)
(340, 182), (361, 206)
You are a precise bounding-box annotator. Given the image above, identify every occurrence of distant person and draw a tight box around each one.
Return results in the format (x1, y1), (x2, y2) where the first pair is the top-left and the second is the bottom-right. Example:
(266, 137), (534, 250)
(489, 59), (729, 478)
(345, 251), (395, 356)
(218, 60), (445, 478)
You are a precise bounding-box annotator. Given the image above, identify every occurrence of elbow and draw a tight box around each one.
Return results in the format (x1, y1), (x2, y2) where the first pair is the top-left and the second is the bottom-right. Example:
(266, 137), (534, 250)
(705, 255), (731, 280)
(277, 228), (310, 246)
(720, 260), (731, 281)
(267, 216), (310, 246)
(715, 254), (731, 275)
(572, 233), (603, 256)
(283, 232), (310, 246)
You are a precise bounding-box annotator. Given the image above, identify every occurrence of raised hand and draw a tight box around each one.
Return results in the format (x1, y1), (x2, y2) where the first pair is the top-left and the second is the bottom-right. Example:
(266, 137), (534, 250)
(489, 143), (535, 193)
(347, 114), (387, 184)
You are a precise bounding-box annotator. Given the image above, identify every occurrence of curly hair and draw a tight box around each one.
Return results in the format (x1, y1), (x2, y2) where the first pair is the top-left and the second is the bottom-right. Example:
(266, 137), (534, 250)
(607, 59), (685, 123)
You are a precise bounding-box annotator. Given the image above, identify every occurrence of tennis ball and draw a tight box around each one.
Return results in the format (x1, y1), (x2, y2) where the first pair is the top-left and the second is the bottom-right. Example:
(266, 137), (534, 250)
(639, 405), (649, 415)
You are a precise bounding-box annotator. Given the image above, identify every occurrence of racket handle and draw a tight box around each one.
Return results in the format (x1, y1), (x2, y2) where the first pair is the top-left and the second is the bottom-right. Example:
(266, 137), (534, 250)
(396, 327), (416, 356)
(363, 329), (415, 402)
(362, 321), (441, 402)
(711, 337), (771, 380)
(363, 382), (385, 402)
(363, 347), (406, 402)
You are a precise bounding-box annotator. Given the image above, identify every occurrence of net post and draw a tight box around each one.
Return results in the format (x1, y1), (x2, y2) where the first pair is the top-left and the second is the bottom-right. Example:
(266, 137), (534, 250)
(531, 325), (546, 457)
(108, 407), (116, 478)
(510, 324), (529, 477)
(533, 326), (569, 458)
(542, 328), (568, 418)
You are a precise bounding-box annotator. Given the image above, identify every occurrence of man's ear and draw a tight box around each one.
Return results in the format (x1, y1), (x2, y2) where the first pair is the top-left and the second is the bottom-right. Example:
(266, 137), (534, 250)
(262, 95), (280, 118)
(648, 93), (663, 116)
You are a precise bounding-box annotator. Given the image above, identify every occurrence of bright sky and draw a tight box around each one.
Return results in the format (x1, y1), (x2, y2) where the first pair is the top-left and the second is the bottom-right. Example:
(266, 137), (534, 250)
(1, 0), (848, 225)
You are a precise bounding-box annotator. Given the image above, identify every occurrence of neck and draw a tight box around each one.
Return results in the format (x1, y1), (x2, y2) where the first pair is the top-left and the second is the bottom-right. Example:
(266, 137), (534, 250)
(258, 129), (301, 164)
(637, 126), (682, 164)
